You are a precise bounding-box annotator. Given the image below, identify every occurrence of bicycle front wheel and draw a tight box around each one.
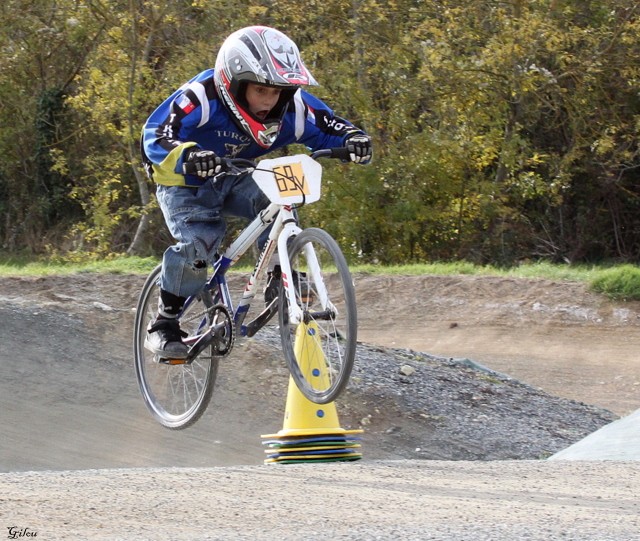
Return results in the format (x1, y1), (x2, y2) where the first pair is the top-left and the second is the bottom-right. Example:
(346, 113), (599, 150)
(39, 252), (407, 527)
(279, 228), (357, 404)
(133, 265), (219, 430)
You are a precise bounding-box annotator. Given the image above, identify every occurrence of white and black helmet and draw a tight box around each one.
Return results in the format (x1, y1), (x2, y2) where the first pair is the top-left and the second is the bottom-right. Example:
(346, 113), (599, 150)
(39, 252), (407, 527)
(214, 26), (318, 148)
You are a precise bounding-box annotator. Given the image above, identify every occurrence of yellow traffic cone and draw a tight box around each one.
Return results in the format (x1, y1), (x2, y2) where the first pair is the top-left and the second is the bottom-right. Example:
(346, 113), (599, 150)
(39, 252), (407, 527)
(261, 321), (362, 463)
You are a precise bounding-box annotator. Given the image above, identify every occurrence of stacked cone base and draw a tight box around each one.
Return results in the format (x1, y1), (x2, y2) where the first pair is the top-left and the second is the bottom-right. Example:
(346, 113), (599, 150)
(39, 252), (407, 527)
(262, 433), (363, 464)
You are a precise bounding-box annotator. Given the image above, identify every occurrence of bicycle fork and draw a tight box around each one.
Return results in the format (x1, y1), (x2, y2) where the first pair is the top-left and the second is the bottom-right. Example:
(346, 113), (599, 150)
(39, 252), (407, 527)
(277, 211), (335, 326)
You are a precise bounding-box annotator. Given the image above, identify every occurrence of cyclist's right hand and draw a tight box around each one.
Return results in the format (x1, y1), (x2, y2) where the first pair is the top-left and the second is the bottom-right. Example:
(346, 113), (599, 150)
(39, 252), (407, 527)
(182, 149), (226, 178)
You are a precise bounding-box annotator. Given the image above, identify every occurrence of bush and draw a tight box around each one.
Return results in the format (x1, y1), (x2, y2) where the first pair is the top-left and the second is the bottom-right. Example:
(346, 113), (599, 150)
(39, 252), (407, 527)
(590, 265), (640, 301)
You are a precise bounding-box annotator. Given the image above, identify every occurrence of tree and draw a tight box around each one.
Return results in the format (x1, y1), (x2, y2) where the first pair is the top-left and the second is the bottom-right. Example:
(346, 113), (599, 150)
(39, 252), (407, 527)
(1, 0), (639, 265)
(0, 0), (104, 250)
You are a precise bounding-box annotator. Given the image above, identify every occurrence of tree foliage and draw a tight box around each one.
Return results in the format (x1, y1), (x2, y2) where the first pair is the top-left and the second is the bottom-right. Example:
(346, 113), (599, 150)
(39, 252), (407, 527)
(1, 0), (639, 265)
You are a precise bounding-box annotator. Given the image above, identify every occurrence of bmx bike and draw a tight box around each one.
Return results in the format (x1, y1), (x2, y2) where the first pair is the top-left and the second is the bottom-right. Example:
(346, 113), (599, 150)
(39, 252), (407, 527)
(133, 148), (358, 429)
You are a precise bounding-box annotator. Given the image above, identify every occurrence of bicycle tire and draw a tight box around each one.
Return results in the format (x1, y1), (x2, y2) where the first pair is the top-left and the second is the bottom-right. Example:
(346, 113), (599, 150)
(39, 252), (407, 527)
(133, 265), (219, 429)
(278, 228), (357, 404)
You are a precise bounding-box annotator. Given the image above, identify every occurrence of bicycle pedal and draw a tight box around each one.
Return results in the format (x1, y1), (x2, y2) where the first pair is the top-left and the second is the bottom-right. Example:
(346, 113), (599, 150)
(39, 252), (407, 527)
(157, 356), (188, 365)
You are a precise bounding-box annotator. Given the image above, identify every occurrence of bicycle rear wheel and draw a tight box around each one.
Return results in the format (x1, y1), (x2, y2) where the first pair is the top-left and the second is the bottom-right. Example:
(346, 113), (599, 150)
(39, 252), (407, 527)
(133, 265), (219, 429)
(278, 228), (357, 404)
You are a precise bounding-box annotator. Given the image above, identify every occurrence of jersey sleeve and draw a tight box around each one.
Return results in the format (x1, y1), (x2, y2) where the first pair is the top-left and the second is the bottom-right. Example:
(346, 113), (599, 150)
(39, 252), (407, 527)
(292, 90), (366, 150)
(141, 70), (217, 185)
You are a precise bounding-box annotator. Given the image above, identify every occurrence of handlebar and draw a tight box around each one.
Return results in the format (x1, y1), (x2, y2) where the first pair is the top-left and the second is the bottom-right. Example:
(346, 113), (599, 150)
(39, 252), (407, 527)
(221, 147), (351, 174)
(310, 147), (352, 161)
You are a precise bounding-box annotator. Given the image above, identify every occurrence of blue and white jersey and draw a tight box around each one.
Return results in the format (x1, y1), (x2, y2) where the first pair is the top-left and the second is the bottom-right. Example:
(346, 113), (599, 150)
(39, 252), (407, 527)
(141, 69), (364, 187)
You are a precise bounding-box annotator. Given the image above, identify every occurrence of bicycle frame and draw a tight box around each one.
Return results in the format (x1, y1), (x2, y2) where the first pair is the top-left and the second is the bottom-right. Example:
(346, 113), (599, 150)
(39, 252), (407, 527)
(183, 153), (333, 350)
(216, 202), (306, 334)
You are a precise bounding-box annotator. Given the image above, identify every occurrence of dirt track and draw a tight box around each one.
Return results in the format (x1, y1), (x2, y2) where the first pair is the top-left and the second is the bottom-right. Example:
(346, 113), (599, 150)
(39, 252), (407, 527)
(1, 273), (640, 539)
(3, 461), (639, 540)
(355, 273), (640, 416)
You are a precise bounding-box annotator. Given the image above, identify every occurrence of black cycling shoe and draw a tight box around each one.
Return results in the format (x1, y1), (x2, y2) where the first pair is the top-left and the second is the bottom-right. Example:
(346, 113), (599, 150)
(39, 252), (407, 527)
(144, 317), (189, 359)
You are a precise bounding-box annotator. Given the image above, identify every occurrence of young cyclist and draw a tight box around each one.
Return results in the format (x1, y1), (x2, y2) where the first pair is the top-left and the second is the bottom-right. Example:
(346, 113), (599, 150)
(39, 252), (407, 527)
(140, 25), (372, 359)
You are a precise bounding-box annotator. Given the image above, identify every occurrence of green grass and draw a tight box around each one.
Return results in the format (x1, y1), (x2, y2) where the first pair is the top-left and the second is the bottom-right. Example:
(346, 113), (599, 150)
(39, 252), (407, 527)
(0, 254), (160, 276)
(355, 261), (602, 282)
(1, 255), (639, 301)
(590, 264), (640, 301)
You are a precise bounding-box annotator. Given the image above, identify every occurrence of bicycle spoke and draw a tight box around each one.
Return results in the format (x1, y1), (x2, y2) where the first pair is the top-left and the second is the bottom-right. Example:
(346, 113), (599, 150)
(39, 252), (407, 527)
(133, 265), (219, 429)
(279, 228), (357, 404)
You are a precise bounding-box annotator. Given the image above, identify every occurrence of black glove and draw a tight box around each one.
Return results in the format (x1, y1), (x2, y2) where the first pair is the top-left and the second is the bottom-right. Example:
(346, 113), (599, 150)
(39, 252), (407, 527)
(182, 149), (225, 178)
(345, 134), (373, 164)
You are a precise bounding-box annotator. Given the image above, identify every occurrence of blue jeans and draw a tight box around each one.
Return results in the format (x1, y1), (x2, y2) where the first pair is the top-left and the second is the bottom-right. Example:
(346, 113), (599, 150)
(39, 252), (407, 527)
(156, 172), (270, 298)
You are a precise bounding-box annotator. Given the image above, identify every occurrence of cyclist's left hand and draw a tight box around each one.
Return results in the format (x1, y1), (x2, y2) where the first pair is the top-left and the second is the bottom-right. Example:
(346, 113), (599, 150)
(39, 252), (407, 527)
(345, 134), (372, 164)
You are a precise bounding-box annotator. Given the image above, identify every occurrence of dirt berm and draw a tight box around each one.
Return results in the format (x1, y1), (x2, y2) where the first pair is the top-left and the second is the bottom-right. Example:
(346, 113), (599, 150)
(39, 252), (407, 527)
(1, 272), (639, 540)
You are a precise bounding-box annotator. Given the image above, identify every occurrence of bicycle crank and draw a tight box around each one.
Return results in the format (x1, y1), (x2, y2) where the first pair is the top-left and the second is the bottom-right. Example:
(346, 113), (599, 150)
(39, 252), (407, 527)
(186, 303), (235, 360)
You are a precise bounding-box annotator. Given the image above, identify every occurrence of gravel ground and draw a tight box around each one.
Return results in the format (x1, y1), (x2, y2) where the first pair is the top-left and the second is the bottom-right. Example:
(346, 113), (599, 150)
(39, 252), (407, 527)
(2, 460), (639, 540)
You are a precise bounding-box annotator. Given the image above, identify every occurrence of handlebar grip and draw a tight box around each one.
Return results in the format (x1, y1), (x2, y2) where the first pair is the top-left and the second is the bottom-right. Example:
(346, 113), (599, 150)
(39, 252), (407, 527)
(328, 147), (352, 161)
(310, 147), (351, 161)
